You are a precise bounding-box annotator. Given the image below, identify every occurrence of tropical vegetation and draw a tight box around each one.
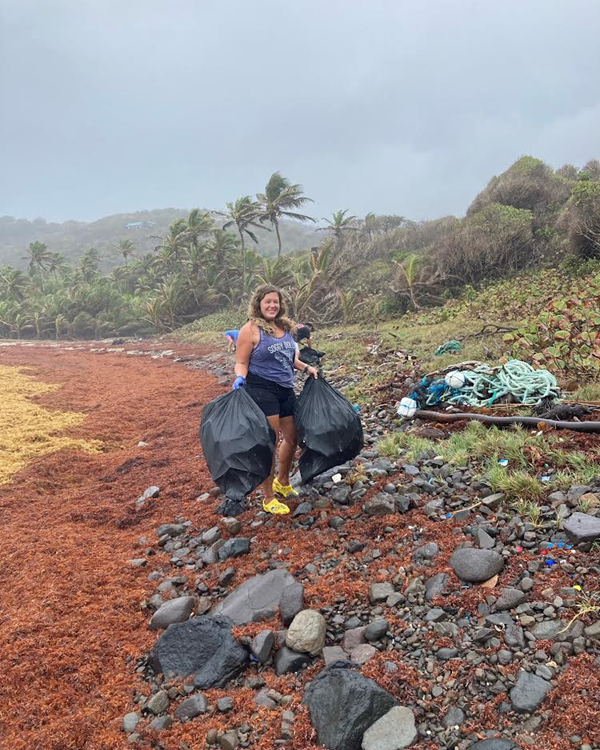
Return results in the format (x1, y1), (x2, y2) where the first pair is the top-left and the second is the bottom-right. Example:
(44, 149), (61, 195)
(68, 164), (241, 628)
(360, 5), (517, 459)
(0, 157), (599, 345)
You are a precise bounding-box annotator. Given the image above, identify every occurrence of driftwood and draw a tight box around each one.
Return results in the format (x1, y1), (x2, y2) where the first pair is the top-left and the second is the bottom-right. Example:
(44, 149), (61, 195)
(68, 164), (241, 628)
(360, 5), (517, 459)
(460, 324), (518, 343)
(415, 409), (600, 433)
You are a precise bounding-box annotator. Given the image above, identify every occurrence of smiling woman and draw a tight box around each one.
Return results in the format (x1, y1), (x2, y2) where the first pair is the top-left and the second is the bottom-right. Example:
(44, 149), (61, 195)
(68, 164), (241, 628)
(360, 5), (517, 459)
(0, 365), (102, 485)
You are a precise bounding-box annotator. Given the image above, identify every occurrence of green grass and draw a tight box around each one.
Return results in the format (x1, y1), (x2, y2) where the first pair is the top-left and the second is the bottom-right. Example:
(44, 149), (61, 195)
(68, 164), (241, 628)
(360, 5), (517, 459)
(171, 310), (247, 344)
(377, 420), (600, 503)
(511, 497), (545, 525)
(378, 432), (437, 462)
(487, 465), (544, 501)
(572, 382), (600, 402)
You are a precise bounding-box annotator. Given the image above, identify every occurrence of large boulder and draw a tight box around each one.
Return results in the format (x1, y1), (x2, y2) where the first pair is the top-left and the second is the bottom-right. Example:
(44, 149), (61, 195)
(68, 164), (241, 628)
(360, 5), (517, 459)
(449, 548), (504, 583)
(563, 512), (600, 544)
(303, 663), (397, 750)
(211, 569), (297, 625)
(149, 615), (248, 689)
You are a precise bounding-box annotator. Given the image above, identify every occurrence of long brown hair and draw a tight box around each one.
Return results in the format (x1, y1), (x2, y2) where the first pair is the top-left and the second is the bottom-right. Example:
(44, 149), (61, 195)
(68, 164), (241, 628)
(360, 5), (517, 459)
(248, 285), (294, 335)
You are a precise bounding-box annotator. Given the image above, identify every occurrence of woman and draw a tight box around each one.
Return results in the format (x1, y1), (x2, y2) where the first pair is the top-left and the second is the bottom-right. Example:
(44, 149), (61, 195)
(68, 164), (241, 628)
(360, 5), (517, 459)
(223, 329), (239, 352)
(232, 285), (318, 514)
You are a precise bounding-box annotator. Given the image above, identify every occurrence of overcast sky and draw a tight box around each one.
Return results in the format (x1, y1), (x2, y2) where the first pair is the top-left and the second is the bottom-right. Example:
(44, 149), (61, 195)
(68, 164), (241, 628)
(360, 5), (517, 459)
(1, 0), (599, 223)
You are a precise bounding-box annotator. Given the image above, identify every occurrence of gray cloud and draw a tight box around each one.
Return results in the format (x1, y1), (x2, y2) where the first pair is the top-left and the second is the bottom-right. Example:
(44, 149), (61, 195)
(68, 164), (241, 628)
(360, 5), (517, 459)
(1, 0), (599, 222)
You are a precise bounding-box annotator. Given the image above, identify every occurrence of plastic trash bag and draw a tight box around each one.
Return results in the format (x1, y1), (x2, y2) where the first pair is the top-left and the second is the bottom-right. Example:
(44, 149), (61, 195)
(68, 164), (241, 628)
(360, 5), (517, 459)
(200, 388), (275, 509)
(295, 376), (364, 483)
(299, 346), (326, 367)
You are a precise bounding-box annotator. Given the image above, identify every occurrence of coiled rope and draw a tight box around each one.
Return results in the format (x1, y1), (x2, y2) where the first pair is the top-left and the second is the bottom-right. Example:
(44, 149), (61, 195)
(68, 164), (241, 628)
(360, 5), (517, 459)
(415, 360), (560, 408)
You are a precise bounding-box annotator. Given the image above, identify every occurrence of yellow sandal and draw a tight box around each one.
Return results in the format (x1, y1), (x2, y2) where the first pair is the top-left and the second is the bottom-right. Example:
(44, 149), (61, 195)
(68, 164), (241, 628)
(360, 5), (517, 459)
(273, 477), (299, 498)
(262, 497), (290, 515)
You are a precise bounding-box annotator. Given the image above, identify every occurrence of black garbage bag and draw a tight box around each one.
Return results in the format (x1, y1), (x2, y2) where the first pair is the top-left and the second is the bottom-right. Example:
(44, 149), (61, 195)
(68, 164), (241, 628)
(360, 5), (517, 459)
(200, 388), (275, 507)
(295, 376), (364, 483)
(299, 346), (326, 367)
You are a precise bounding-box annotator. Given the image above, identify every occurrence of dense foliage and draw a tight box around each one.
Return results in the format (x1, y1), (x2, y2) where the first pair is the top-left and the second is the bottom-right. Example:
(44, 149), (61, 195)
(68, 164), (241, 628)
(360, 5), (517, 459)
(1, 157), (599, 339)
(506, 273), (600, 381)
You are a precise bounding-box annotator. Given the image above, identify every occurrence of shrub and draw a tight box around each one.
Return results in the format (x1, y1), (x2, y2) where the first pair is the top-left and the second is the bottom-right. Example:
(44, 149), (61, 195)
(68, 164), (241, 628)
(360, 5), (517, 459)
(435, 203), (534, 285)
(468, 156), (570, 215)
(506, 275), (600, 380)
(566, 180), (600, 259)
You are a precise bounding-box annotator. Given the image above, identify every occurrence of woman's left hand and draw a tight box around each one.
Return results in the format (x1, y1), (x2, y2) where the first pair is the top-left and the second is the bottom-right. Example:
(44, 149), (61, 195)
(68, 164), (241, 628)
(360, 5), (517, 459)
(306, 365), (318, 378)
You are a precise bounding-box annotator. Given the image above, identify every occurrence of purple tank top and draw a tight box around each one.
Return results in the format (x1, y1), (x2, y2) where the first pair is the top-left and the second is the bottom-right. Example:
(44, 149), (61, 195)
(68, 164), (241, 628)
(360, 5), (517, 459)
(248, 328), (296, 388)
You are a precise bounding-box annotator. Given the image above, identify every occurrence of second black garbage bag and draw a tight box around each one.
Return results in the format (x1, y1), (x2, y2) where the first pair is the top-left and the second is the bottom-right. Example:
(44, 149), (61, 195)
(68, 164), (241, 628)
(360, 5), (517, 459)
(200, 388), (275, 504)
(295, 376), (364, 483)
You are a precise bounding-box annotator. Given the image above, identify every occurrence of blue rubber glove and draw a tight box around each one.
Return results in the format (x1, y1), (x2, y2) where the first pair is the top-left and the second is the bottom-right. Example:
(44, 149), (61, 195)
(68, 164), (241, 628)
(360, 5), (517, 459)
(232, 375), (246, 390)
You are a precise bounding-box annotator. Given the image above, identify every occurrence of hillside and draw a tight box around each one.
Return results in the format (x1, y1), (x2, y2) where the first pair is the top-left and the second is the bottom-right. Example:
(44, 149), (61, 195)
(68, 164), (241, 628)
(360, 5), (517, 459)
(0, 209), (320, 270)
(1, 156), (599, 367)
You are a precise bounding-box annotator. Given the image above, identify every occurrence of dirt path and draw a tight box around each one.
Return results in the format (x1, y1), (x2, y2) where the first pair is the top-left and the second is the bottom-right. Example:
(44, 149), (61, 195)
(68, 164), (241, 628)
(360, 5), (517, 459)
(0, 343), (222, 749)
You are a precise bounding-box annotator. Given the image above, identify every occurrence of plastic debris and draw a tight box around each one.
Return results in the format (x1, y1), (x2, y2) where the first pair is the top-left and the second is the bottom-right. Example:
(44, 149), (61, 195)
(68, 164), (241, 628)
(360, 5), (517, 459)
(435, 339), (462, 356)
(332, 473), (342, 483)
(445, 370), (466, 389)
(397, 397), (418, 419)
(498, 459), (509, 467)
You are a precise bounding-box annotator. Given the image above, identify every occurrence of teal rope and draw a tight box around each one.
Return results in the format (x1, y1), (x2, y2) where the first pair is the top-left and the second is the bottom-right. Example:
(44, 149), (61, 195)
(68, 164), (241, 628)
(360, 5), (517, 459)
(435, 339), (463, 356)
(445, 360), (559, 407)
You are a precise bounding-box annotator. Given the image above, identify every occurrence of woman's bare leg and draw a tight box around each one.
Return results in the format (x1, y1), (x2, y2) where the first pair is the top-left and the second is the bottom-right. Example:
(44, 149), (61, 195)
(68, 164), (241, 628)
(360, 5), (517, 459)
(277, 416), (297, 486)
(262, 414), (279, 501)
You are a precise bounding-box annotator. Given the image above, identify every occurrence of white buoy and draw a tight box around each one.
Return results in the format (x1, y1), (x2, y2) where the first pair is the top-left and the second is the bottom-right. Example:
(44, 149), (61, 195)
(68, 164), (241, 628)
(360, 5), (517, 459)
(445, 371), (465, 389)
(397, 397), (418, 419)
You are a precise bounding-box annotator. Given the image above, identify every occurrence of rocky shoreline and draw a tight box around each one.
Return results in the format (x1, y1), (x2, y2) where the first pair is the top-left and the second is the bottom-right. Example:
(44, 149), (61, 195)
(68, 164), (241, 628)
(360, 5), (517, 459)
(120, 349), (600, 750)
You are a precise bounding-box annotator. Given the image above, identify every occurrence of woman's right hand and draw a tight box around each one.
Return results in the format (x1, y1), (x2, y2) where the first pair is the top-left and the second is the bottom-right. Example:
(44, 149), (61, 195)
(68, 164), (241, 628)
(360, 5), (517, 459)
(232, 375), (246, 390)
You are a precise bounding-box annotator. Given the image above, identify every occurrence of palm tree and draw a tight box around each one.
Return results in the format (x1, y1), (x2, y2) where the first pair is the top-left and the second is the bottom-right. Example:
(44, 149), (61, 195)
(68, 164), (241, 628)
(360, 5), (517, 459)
(46, 252), (69, 276)
(363, 212), (378, 238)
(0, 267), (29, 301)
(23, 241), (53, 274)
(204, 230), (239, 295)
(256, 256), (296, 288)
(22, 241), (53, 293)
(78, 248), (101, 283)
(222, 197), (264, 294)
(159, 219), (204, 308)
(256, 172), (315, 257)
(118, 239), (136, 268)
(185, 209), (213, 248)
(396, 254), (422, 311)
(54, 313), (69, 340)
(318, 209), (358, 242)
(109, 265), (132, 292)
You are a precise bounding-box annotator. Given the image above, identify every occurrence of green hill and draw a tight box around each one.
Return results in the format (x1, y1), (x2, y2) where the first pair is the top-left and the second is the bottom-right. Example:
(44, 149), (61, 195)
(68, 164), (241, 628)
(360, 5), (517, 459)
(0, 209), (319, 270)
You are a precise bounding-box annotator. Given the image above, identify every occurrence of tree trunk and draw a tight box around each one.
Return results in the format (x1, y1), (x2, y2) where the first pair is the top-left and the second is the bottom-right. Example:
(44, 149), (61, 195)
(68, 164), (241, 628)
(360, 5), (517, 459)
(238, 227), (246, 298)
(275, 221), (282, 258)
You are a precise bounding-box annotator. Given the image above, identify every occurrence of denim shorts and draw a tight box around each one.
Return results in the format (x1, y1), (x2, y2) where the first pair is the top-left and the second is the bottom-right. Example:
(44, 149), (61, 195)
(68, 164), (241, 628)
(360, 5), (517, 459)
(245, 372), (296, 418)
